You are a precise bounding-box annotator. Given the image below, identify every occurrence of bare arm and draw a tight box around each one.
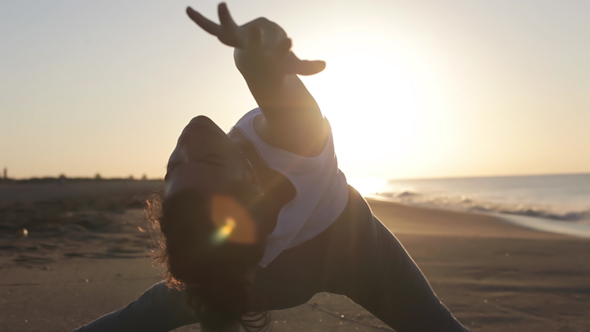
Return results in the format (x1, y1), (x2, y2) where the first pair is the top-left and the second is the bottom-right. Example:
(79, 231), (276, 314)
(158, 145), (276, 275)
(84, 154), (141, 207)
(187, 3), (328, 156)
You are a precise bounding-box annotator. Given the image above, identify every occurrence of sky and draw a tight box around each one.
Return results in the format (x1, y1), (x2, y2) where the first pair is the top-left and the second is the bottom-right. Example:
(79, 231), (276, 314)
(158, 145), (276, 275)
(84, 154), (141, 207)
(1, 0), (589, 181)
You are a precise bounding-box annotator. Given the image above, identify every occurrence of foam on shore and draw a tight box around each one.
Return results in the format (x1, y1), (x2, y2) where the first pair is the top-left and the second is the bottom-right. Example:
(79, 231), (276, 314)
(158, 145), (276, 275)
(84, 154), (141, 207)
(492, 213), (590, 238)
(367, 195), (590, 238)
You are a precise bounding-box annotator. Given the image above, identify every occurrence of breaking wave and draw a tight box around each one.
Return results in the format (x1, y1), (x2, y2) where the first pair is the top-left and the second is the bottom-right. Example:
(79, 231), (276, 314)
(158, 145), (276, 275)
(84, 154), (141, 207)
(372, 189), (590, 223)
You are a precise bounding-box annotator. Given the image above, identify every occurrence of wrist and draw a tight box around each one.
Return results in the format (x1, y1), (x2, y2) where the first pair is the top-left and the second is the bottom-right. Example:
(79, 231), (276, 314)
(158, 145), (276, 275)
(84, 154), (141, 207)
(247, 75), (311, 114)
(234, 49), (285, 85)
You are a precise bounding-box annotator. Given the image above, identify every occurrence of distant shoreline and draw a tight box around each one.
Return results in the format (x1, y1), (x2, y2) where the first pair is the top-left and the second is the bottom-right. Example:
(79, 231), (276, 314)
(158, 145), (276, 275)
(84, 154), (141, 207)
(0, 180), (164, 203)
(0, 177), (164, 185)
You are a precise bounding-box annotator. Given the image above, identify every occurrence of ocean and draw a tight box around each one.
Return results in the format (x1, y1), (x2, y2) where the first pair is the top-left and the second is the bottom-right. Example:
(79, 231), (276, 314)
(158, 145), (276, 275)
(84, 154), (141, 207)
(359, 173), (590, 238)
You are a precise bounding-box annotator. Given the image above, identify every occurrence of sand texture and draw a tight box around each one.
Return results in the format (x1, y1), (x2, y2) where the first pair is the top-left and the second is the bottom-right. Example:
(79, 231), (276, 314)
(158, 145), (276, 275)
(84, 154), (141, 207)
(1, 182), (589, 332)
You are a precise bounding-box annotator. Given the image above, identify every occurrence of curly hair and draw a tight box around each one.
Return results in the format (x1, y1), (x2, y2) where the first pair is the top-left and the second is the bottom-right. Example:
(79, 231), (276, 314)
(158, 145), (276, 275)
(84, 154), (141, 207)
(147, 181), (269, 332)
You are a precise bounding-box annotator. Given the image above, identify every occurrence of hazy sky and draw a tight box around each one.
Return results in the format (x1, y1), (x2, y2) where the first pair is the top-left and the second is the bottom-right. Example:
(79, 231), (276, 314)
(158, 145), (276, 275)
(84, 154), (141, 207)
(2, 0), (589, 180)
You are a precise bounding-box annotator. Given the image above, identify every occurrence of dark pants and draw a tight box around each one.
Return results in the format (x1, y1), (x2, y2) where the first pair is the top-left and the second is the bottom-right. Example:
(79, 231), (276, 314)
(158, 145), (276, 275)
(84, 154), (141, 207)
(74, 187), (471, 332)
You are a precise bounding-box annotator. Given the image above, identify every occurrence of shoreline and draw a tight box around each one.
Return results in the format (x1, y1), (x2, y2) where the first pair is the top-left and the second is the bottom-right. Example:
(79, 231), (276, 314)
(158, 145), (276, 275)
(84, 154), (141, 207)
(365, 197), (569, 240)
(366, 196), (590, 239)
(5, 180), (589, 239)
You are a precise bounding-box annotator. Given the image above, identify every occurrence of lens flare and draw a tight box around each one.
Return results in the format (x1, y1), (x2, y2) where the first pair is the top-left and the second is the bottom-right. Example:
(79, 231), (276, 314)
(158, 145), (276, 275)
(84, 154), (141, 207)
(211, 194), (257, 244)
(212, 217), (236, 244)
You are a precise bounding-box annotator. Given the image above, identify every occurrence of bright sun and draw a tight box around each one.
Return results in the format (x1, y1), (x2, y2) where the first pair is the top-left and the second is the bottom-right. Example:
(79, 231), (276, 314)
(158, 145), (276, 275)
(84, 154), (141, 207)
(302, 47), (426, 180)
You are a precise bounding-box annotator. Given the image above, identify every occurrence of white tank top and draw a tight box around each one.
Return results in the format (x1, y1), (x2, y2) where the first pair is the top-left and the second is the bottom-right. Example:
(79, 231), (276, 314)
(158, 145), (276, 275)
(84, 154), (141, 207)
(232, 108), (348, 267)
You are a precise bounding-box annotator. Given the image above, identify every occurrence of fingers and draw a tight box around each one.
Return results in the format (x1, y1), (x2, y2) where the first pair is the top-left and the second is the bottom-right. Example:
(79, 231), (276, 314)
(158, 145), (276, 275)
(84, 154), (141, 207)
(275, 37), (323, 76)
(218, 3), (238, 31)
(295, 60), (326, 75)
(217, 3), (243, 48)
(284, 53), (326, 76)
(187, 3), (325, 76)
(186, 7), (221, 37)
(186, 4), (241, 48)
(275, 38), (292, 56)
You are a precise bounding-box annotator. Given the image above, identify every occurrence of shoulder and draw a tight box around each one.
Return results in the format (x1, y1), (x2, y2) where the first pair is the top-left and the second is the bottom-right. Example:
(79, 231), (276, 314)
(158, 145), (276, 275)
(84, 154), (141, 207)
(253, 112), (329, 157)
(231, 107), (330, 158)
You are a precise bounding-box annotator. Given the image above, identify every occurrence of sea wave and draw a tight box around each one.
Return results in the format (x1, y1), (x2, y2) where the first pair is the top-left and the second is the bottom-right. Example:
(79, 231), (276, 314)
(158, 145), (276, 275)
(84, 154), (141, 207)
(372, 189), (590, 222)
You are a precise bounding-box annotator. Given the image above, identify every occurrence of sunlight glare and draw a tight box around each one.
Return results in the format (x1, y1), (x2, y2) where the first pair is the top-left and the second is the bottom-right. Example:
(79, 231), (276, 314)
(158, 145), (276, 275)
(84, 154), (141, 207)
(348, 177), (388, 196)
(302, 38), (430, 177)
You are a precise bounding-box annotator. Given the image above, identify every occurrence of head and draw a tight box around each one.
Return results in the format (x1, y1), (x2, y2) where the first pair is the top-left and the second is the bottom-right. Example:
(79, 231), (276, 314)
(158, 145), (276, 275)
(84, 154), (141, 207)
(153, 115), (268, 330)
(165, 115), (258, 197)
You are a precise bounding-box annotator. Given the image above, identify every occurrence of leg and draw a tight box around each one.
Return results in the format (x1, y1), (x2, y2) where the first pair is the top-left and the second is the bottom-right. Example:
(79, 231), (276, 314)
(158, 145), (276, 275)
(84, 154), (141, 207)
(330, 214), (471, 332)
(251, 186), (471, 331)
(73, 282), (199, 332)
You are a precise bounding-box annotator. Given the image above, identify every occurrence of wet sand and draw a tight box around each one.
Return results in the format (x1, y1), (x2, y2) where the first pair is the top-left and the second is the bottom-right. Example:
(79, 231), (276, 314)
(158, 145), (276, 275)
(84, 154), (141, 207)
(1, 182), (588, 331)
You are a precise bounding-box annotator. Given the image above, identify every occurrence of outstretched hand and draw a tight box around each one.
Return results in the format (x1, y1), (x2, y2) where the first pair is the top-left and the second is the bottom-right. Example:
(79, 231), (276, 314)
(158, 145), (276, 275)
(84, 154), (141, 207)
(186, 3), (325, 77)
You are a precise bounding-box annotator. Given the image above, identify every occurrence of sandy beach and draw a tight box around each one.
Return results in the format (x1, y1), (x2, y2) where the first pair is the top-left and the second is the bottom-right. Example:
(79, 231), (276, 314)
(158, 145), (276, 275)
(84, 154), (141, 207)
(1, 181), (588, 332)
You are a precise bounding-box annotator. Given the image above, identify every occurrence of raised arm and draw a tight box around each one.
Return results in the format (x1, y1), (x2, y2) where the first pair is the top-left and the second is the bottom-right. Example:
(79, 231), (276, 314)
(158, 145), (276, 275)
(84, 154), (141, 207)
(187, 3), (328, 156)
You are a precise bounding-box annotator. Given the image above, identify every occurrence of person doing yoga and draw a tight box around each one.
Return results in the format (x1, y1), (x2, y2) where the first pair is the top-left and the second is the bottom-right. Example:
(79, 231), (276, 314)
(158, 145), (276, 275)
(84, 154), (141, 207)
(74, 3), (472, 332)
